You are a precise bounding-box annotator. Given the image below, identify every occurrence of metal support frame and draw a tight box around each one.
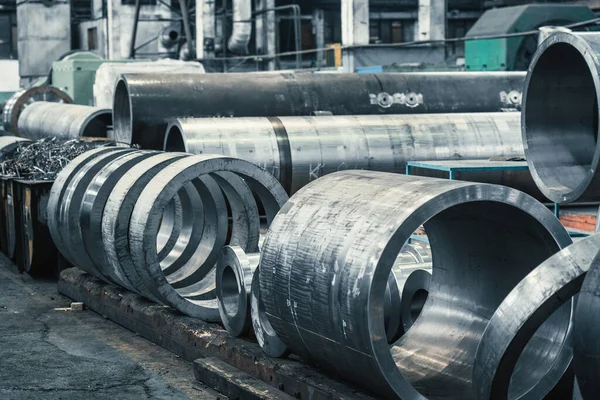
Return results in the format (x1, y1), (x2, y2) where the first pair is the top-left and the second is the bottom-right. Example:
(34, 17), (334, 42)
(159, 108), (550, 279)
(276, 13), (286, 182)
(341, 0), (369, 72)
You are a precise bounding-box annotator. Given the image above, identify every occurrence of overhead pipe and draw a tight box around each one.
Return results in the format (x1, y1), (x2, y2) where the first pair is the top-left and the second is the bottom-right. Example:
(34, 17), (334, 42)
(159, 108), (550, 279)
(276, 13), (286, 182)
(259, 170), (571, 399)
(113, 71), (525, 150)
(522, 31), (600, 204)
(228, 0), (252, 54)
(164, 113), (544, 199)
(17, 102), (112, 140)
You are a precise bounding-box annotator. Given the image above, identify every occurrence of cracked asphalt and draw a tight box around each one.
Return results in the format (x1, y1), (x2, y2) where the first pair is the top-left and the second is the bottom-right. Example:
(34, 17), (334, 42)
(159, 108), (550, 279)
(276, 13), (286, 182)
(0, 253), (219, 400)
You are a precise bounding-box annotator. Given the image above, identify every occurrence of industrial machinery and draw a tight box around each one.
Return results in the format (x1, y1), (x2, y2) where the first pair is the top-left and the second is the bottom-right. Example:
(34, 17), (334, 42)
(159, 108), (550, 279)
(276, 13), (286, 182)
(465, 4), (596, 71)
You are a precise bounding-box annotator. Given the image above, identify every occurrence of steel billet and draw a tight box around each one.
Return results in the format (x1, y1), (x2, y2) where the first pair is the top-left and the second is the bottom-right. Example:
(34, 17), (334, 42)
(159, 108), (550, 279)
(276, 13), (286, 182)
(116, 71), (525, 149)
(573, 234), (600, 399)
(57, 149), (136, 276)
(165, 113), (540, 197)
(102, 152), (190, 298)
(473, 234), (600, 400)
(79, 150), (157, 285)
(48, 147), (124, 277)
(251, 265), (290, 358)
(522, 31), (600, 203)
(128, 155), (288, 320)
(17, 102), (112, 140)
(259, 170), (571, 399)
(217, 246), (260, 337)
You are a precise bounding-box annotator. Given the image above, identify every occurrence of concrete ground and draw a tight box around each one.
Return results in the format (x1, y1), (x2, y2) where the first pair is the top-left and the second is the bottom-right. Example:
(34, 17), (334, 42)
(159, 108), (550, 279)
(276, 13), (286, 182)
(0, 253), (219, 400)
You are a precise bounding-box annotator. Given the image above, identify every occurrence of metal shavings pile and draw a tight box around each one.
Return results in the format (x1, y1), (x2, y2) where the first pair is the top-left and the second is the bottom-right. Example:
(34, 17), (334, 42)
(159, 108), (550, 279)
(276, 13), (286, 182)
(0, 137), (114, 180)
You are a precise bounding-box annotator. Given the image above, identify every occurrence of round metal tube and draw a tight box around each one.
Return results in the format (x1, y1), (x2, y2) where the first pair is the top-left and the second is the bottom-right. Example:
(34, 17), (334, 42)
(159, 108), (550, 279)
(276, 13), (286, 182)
(522, 31), (600, 204)
(473, 234), (599, 400)
(574, 234), (600, 399)
(17, 102), (112, 140)
(116, 71), (525, 149)
(165, 113), (540, 197)
(128, 155), (288, 320)
(251, 265), (290, 358)
(3, 85), (72, 135)
(259, 170), (571, 399)
(216, 246), (260, 337)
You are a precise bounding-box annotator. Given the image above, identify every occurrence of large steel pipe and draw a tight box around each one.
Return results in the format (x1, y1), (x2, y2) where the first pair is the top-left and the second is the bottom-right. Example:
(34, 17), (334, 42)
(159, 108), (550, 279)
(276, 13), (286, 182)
(164, 113), (541, 197)
(574, 234), (600, 399)
(259, 171), (571, 399)
(522, 31), (600, 204)
(116, 72), (525, 150)
(473, 234), (600, 400)
(18, 102), (112, 140)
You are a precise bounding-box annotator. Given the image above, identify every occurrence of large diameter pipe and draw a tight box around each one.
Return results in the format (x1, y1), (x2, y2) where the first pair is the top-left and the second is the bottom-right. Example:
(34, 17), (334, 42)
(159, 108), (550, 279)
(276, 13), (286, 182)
(259, 170), (571, 399)
(164, 113), (544, 199)
(115, 71), (525, 150)
(522, 31), (600, 204)
(18, 102), (112, 140)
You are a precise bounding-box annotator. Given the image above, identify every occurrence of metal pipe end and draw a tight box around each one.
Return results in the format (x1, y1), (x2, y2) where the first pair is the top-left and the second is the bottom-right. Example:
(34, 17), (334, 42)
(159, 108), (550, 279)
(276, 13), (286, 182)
(164, 121), (189, 152)
(113, 79), (134, 145)
(82, 109), (113, 138)
(523, 31), (600, 204)
(216, 245), (259, 337)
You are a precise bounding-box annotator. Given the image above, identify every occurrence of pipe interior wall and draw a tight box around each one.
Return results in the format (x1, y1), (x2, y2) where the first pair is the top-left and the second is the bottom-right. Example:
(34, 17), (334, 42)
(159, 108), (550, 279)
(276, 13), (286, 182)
(522, 31), (600, 204)
(18, 102), (112, 140)
(115, 71), (525, 150)
(259, 170), (571, 399)
(165, 113), (544, 199)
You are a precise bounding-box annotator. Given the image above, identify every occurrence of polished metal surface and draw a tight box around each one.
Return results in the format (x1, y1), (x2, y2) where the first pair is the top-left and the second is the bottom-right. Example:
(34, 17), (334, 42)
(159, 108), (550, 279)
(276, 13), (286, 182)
(522, 31), (600, 204)
(116, 71), (525, 149)
(165, 113), (541, 197)
(574, 234), (600, 399)
(18, 102), (112, 140)
(473, 235), (600, 399)
(250, 265), (290, 358)
(2, 85), (72, 135)
(259, 170), (571, 399)
(216, 246), (260, 337)
(128, 155), (288, 320)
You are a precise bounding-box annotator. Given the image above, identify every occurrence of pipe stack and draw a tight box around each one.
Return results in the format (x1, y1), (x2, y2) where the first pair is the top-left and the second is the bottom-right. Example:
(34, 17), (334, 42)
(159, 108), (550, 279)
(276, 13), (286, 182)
(114, 71), (525, 149)
(47, 147), (288, 320)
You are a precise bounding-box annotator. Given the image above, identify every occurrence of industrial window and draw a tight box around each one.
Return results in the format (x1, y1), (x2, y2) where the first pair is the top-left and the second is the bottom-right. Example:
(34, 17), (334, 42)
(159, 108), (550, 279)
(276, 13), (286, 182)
(87, 27), (97, 50)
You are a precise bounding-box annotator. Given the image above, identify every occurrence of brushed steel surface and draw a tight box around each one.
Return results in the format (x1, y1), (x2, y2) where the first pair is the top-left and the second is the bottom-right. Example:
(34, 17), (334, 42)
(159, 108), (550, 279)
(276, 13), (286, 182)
(522, 31), (600, 204)
(115, 71), (525, 149)
(165, 113), (541, 198)
(474, 235), (600, 399)
(259, 170), (570, 399)
(216, 246), (260, 337)
(17, 102), (112, 140)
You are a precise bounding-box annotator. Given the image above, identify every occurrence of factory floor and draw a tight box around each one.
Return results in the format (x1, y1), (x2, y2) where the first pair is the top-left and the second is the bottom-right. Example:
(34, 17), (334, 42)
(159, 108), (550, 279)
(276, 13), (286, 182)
(0, 253), (218, 400)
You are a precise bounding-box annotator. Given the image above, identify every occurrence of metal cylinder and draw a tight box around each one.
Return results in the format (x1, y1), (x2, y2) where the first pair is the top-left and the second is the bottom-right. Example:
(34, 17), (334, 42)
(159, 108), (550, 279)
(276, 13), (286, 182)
(216, 246), (260, 337)
(3, 85), (72, 135)
(165, 113), (543, 198)
(259, 170), (570, 399)
(18, 102), (112, 140)
(473, 234), (596, 400)
(522, 31), (600, 204)
(574, 233), (600, 399)
(115, 71), (525, 150)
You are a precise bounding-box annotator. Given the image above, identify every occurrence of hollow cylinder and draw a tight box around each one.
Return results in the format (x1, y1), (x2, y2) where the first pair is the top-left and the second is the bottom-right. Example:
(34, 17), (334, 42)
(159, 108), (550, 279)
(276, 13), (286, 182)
(165, 113), (543, 198)
(115, 71), (525, 149)
(259, 170), (570, 399)
(522, 31), (600, 204)
(18, 102), (112, 140)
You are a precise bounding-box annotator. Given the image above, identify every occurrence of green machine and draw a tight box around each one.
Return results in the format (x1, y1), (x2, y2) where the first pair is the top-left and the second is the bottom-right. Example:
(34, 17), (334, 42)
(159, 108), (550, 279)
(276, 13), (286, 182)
(465, 4), (596, 71)
(51, 52), (149, 106)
